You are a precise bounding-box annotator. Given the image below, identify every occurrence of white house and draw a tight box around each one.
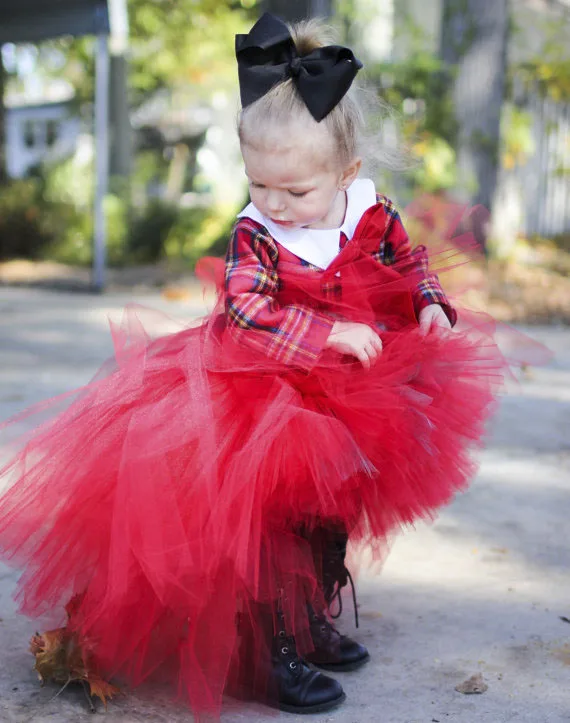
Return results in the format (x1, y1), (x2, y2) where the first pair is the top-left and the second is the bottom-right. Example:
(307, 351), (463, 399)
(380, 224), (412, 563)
(5, 98), (82, 178)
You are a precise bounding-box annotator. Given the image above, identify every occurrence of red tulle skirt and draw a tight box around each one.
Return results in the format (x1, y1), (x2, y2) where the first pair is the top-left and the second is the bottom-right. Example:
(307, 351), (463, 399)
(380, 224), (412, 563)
(0, 207), (508, 718)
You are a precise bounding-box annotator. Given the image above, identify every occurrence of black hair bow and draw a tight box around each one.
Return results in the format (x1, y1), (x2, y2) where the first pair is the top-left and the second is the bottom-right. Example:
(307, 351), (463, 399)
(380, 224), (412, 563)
(235, 13), (363, 122)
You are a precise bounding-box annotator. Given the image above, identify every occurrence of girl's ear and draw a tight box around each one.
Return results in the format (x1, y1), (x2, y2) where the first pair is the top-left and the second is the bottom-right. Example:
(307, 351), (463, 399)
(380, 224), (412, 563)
(338, 158), (362, 190)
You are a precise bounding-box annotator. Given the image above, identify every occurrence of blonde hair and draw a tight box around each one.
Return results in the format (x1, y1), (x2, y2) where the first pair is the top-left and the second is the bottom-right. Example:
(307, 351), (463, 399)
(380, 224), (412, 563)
(238, 19), (365, 169)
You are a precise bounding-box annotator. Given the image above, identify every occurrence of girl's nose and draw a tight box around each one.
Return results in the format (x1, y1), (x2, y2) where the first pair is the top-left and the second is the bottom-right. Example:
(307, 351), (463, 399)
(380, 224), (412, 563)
(266, 190), (285, 212)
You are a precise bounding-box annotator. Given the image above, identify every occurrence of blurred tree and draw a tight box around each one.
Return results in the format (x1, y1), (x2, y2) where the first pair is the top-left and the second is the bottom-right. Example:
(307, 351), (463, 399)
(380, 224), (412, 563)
(440, 0), (509, 221)
(0, 55), (6, 185)
(262, 0), (331, 21)
(44, 0), (258, 108)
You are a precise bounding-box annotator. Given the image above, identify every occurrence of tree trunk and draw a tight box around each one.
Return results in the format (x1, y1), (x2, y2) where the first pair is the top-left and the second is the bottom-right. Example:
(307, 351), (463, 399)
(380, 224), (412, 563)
(0, 54), (7, 185)
(261, 0), (331, 21)
(440, 0), (509, 216)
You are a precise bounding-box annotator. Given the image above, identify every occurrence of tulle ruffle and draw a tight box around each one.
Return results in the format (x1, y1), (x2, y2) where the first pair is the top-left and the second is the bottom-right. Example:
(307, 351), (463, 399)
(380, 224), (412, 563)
(0, 200), (512, 718)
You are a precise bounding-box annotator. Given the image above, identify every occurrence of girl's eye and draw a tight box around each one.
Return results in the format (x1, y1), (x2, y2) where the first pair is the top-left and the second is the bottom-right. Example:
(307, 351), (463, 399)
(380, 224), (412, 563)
(289, 190), (308, 198)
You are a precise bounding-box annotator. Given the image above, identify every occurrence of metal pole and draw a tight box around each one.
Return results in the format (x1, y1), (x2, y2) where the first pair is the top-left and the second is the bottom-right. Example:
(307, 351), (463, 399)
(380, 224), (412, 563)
(108, 0), (131, 177)
(93, 33), (110, 292)
(0, 52), (7, 184)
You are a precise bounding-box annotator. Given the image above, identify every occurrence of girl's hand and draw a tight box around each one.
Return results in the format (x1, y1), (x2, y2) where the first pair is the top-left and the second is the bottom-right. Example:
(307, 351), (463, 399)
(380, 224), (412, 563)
(326, 321), (383, 370)
(418, 305), (452, 336)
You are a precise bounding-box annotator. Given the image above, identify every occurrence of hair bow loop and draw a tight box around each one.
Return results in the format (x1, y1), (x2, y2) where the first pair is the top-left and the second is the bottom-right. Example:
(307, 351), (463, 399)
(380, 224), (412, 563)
(236, 13), (362, 122)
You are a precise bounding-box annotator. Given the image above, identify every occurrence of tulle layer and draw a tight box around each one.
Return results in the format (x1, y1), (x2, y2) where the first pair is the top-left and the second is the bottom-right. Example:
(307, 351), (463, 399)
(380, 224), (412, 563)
(0, 308), (503, 715)
(0, 201), (509, 718)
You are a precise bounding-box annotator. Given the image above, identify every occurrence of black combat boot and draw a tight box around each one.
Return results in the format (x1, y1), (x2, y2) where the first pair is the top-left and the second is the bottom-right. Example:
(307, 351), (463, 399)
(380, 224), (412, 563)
(271, 612), (346, 714)
(319, 527), (351, 615)
(306, 525), (370, 671)
(305, 606), (369, 672)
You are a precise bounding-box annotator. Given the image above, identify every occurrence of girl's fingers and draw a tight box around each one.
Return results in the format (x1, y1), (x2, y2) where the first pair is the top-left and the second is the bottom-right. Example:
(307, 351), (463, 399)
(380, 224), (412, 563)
(435, 316), (452, 330)
(356, 348), (371, 370)
(372, 336), (383, 354)
(367, 344), (379, 362)
(419, 317), (432, 336)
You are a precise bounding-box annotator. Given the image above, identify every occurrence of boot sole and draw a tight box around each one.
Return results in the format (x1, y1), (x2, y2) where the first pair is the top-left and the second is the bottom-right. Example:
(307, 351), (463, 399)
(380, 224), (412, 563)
(310, 652), (370, 672)
(228, 685), (347, 714)
(278, 690), (346, 714)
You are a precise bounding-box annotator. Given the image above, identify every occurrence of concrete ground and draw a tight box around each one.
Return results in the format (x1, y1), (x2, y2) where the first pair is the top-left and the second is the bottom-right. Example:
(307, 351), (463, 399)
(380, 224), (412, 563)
(0, 286), (568, 723)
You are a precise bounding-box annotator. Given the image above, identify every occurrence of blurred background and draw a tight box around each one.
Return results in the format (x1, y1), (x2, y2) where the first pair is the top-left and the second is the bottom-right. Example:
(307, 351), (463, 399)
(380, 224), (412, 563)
(0, 0), (569, 323)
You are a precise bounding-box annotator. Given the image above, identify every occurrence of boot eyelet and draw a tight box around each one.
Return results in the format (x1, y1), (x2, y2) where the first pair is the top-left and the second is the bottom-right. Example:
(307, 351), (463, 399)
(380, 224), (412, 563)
(289, 661), (297, 670)
(320, 625), (328, 633)
(278, 630), (286, 638)
(281, 646), (289, 655)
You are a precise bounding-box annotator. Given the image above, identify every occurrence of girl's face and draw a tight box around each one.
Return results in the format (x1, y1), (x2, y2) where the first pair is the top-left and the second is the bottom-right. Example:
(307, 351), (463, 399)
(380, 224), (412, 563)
(241, 141), (361, 230)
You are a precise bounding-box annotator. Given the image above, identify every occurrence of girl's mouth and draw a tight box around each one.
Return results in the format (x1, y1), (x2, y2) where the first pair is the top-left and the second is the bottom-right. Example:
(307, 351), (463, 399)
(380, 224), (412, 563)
(271, 219), (296, 227)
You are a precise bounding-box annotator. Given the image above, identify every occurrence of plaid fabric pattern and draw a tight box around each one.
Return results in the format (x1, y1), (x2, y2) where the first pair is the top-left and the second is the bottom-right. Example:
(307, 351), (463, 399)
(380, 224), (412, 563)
(373, 196), (456, 324)
(225, 198), (456, 368)
(225, 218), (334, 371)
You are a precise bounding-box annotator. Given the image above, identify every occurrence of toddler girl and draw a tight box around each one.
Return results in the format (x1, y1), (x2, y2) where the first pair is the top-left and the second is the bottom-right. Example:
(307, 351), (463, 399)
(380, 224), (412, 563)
(0, 12), (503, 719)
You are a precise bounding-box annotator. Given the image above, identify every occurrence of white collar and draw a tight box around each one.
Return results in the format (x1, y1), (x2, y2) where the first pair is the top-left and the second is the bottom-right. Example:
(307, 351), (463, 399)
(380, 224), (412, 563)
(237, 178), (377, 270)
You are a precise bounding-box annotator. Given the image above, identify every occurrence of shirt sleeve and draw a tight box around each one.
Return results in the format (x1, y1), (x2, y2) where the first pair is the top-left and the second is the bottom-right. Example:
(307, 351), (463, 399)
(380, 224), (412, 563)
(375, 196), (457, 326)
(224, 219), (335, 371)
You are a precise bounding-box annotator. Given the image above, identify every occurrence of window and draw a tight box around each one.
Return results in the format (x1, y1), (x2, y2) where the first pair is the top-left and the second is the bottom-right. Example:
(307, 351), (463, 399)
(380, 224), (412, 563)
(23, 120), (35, 148)
(46, 120), (58, 147)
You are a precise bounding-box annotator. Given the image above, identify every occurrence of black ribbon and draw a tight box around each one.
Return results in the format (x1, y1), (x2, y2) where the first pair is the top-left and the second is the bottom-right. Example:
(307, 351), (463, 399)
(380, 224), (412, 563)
(235, 13), (363, 122)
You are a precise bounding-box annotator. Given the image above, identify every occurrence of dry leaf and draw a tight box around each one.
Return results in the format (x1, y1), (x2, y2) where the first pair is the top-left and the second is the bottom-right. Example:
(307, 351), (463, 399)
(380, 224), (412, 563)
(29, 623), (119, 709)
(29, 633), (45, 656)
(32, 628), (73, 685)
(88, 675), (121, 708)
(455, 673), (488, 694)
(162, 286), (191, 301)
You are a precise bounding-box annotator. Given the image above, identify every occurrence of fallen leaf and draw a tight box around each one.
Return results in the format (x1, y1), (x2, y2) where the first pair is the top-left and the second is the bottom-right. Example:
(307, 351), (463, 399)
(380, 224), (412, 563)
(455, 673), (488, 694)
(88, 675), (121, 708)
(559, 616), (570, 624)
(31, 628), (72, 685)
(162, 286), (191, 301)
(29, 633), (44, 656)
(29, 624), (119, 709)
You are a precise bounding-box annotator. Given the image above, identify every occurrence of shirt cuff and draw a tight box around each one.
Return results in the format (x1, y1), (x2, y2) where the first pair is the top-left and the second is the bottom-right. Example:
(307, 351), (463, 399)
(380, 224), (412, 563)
(414, 293), (458, 327)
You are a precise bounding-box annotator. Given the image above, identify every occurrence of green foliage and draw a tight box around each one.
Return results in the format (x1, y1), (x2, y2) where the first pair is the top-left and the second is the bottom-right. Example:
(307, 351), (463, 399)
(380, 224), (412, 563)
(409, 136), (457, 193)
(373, 50), (457, 147)
(501, 105), (535, 170)
(0, 1), (257, 267)
(127, 200), (179, 263)
(0, 178), (56, 260)
(366, 45), (458, 194)
(42, 0), (260, 107)
(122, 199), (237, 267)
(0, 176), (90, 261)
(513, 19), (570, 102)
(441, 0), (478, 59)
(0, 152), (238, 267)
(344, 8), (460, 196)
(517, 57), (570, 103)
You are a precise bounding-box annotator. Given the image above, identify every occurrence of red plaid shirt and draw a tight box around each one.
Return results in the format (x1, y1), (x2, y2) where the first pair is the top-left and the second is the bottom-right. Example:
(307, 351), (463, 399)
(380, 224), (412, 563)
(225, 195), (456, 371)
